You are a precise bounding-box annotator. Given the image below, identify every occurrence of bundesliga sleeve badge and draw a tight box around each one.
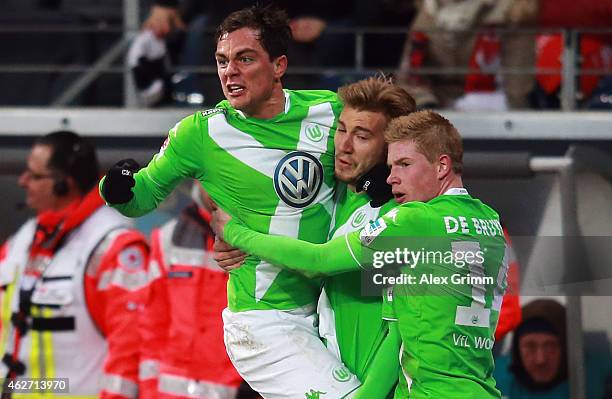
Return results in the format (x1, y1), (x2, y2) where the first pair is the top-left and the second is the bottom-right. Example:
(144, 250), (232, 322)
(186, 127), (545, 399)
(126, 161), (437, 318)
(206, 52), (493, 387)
(359, 218), (387, 246)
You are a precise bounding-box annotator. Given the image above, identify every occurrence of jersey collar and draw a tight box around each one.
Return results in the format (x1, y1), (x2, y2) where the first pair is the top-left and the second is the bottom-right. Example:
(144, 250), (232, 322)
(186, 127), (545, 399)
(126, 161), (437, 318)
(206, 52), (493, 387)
(234, 91), (291, 119)
(283, 89), (290, 113)
(443, 187), (469, 196)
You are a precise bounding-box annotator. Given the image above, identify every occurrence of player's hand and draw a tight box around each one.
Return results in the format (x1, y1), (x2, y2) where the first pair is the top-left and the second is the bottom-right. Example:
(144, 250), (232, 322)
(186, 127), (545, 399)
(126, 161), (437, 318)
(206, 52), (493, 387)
(210, 207), (232, 237)
(102, 159), (139, 204)
(143, 5), (185, 38)
(355, 163), (393, 207)
(213, 237), (246, 272)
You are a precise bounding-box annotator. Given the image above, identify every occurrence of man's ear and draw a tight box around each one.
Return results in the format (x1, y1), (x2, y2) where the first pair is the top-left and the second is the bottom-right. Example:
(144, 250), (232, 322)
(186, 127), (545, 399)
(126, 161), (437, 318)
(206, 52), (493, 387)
(66, 176), (81, 194)
(437, 154), (452, 180)
(273, 55), (288, 80)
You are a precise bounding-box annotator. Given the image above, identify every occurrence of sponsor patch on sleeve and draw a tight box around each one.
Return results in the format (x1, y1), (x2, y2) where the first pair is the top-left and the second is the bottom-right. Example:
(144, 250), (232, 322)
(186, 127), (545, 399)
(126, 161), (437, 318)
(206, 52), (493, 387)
(359, 217), (387, 246)
(157, 121), (180, 157)
(157, 136), (170, 157)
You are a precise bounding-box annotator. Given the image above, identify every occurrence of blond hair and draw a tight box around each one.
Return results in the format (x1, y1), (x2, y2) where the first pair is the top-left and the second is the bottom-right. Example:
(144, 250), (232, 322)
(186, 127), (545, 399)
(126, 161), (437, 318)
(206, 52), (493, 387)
(338, 76), (416, 120)
(385, 110), (463, 174)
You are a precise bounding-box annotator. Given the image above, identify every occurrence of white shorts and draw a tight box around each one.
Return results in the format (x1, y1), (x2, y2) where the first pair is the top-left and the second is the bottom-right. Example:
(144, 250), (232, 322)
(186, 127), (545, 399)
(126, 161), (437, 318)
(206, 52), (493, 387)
(222, 307), (361, 399)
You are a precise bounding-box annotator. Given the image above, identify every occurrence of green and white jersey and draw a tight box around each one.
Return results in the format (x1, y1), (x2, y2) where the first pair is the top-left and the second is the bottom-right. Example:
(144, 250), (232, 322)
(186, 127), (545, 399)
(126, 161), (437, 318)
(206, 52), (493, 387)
(106, 90), (341, 312)
(221, 187), (508, 397)
(370, 189), (507, 399)
(321, 185), (396, 380)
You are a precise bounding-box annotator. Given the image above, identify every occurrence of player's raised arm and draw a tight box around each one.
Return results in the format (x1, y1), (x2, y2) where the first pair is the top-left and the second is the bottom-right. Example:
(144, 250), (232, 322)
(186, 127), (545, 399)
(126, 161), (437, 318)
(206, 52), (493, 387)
(215, 203), (422, 278)
(100, 113), (205, 217)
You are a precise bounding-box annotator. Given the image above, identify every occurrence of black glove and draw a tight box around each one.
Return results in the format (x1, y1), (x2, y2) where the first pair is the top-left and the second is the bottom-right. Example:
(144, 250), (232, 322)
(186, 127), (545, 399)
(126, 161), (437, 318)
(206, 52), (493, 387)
(355, 163), (393, 208)
(102, 159), (140, 204)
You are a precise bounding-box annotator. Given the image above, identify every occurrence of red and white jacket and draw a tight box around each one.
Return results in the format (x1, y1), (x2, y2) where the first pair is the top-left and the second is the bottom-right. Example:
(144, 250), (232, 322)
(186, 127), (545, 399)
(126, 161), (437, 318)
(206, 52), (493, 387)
(0, 192), (148, 398)
(139, 204), (242, 399)
(495, 229), (522, 341)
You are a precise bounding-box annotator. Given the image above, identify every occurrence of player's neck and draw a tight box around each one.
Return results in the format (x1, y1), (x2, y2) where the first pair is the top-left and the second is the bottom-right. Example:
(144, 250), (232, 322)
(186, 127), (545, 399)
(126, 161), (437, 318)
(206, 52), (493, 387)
(438, 175), (463, 196)
(245, 85), (286, 119)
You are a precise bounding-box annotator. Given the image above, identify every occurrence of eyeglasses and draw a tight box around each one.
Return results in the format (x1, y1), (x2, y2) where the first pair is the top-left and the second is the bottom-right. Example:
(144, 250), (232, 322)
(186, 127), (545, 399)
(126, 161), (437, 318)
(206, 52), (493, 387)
(22, 168), (55, 181)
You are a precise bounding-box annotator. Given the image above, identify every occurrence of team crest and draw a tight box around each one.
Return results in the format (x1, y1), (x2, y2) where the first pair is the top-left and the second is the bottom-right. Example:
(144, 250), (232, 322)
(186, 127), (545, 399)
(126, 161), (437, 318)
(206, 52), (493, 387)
(350, 210), (367, 229)
(304, 123), (324, 142)
(274, 151), (323, 208)
(331, 366), (351, 382)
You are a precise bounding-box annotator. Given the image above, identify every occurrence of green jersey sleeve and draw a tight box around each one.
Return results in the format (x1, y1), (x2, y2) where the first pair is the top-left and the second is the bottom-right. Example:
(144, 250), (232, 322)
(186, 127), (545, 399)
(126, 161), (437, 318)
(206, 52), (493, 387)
(356, 203), (434, 252)
(222, 202), (431, 278)
(353, 320), (401, 399)
(381, 286), (397, 321)
(224, 219), (364, 278)
(101, 112), (206, 217)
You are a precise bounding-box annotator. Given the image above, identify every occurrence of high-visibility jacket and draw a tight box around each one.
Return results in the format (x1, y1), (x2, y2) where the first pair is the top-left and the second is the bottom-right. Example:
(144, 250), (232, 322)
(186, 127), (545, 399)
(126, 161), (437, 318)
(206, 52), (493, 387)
(139, 204), (242, 399)
(495, 229), (522, 341)
(0, 206), (149, 398)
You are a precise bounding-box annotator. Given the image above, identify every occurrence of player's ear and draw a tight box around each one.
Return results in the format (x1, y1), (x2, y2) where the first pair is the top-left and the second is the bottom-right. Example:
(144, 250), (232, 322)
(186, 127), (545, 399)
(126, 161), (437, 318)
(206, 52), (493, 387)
(272, 55), (287, 80)
(437, 154), (452, 180)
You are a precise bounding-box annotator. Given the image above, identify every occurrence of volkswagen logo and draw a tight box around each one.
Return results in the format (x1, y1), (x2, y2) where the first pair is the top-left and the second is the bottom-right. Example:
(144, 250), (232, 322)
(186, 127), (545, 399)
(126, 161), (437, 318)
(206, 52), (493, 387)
(274, 151), (323, 208)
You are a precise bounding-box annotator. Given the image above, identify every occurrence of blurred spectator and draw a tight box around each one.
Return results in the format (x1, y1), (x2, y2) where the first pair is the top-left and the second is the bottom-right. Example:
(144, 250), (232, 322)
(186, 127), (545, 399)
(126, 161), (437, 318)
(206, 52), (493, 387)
(0, 131), (148, 397)
(133, 1), (412, 106)
(0, 0), (124, 106)
(532, 33), (612, 110)
(396, 0), (539, 109)
(136, 1), (359, 106)
(494, 299), (569, 399)
(139, 183), (258, 399)
(396, 0), (612, 110)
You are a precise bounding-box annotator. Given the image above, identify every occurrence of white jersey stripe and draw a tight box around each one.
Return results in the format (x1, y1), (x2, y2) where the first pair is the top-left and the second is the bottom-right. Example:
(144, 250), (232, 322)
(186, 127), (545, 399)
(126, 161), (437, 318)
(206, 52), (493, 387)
(256, 102), (337, 301)
(208, 114), (285, 179)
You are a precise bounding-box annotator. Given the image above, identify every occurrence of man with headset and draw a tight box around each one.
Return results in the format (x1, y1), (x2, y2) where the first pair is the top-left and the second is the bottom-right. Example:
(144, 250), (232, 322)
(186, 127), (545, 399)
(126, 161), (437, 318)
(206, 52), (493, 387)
(0, 131), (148, 398)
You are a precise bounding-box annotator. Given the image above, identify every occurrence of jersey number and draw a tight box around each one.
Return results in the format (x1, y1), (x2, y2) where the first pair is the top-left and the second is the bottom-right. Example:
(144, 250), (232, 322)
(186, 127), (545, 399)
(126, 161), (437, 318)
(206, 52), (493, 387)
(452, 241), (508, 328)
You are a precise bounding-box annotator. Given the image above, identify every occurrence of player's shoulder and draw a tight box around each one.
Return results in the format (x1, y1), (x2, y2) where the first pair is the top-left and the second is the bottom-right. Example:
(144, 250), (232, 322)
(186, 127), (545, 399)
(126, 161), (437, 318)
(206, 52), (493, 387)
(286, 89), (339, 106)
(169, 106), (229, 137)
(368, 202), (433, 237)
(435, 193), (501, 220)
(385, 201), (432, 222)
(473, 198), (501, 220)
(379, 199), (399, 215)
(192, 104), (228, 122)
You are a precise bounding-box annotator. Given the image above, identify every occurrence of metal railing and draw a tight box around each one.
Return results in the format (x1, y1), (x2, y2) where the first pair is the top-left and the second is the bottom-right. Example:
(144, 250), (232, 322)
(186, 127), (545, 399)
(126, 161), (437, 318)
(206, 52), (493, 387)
(0, 2), (610, 109)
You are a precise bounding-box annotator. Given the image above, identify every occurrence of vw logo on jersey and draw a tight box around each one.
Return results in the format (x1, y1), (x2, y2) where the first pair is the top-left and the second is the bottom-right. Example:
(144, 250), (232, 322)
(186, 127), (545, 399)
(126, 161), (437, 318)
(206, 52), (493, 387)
(274, 151), (323, 208)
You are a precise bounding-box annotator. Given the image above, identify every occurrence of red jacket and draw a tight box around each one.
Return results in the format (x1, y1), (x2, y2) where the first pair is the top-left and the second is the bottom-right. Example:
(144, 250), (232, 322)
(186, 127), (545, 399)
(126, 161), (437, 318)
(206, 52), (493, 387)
(139, 204), (242, 398)
(495, 230), (522, 341)
(0, 190), (149, 398)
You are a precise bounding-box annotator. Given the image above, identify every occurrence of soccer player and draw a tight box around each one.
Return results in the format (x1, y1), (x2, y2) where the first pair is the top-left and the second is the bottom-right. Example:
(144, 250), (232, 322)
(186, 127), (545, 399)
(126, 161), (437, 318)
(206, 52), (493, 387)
(212, 110), (509, 398)
(315, 77), (415, 396)
(100, 5), (360, 399)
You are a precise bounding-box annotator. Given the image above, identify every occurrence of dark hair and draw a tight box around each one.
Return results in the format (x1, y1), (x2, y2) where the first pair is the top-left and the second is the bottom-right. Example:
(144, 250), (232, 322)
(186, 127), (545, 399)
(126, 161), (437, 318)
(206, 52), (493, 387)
(215, 5), (292, 60)
(35, 130), (99, 194)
